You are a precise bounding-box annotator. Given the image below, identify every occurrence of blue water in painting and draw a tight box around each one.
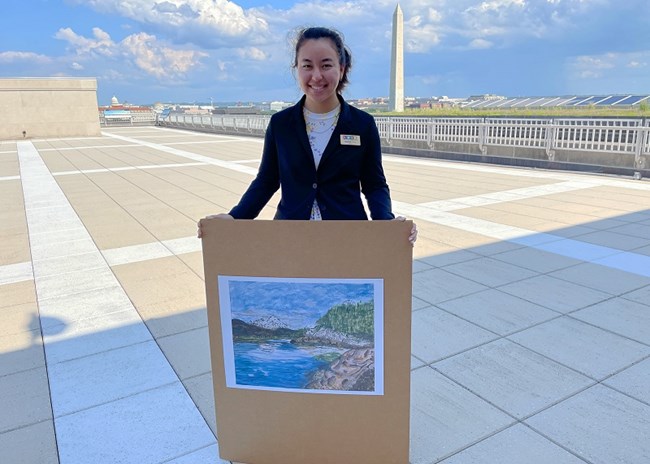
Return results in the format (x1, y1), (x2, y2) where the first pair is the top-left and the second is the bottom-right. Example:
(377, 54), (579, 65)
(234, 340), (343, 389)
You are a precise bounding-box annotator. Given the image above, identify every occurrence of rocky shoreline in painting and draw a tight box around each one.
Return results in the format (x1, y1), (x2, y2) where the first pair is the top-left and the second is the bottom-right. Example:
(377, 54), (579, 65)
(306, 348), (375, 391)
(291, 327), (371, 349)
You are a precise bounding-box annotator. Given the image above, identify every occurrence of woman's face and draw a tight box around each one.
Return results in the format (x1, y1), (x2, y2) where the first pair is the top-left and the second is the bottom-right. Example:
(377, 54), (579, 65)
(296, 38), (344, 113)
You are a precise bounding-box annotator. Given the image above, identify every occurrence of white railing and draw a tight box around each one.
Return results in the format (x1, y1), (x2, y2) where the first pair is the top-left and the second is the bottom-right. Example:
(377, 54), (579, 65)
(162, 113), (272, 134)
(100, 110), (157, 126)
(156, 113), (650, 161)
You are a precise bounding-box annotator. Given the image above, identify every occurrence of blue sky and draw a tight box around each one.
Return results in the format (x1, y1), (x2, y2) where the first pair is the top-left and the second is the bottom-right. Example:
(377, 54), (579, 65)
(1, 0), (648, 105)
(228, 280), (374, 329)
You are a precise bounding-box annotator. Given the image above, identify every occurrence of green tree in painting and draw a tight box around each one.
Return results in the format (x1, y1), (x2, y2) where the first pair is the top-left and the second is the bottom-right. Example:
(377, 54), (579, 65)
(315, 301), (374, 338)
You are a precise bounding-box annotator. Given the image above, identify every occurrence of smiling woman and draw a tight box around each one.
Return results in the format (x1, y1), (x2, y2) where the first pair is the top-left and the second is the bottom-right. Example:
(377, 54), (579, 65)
(198, 25), (418, 245)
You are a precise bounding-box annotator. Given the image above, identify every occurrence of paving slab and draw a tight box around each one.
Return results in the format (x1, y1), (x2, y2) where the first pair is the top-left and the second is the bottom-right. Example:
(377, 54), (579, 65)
(55, 382), (216, 464)
(174, 250), (205, 277)
(183, 372), (217, 436)
(508, 317), (650, 380)
(102, 241), (174, 266)
(35, 266), (117, 300)
(526, 385), (650, 464)
(32, 250), (107, 278)
(0, 233), (30, 265)
(411, 306), (498, 364)
(443, 256), (538, 287)
(0, 367), (53, 433)
(0, 328), (45, 377)
(603, 357), (650, 405)
(498, 274), (613, 314)
(410, 367), (514, 464)
(413, 259), (435, 273)
(412, 295), (431, 311)
(437, 289), (559, 336)
(573, 230), (650, 250)
(549, 262), (650, 295)
(411, 355), (426, 369)
(0, 302), (40, 337)
(490, 247), (583, 273)
(438, 424), (587, 464)
(621, 284), (650, 306)
(42, 309), (153, 364)
(49, 340), (179, 417)
(157, 326), (212, 380)
(0, 280), (36, 308)
(572, 298), (650, 345)
(138, 304), (207, 338)
(412, 268), (488, 305)
(593, 250), (650, 277)
(27, 226), (89, 246)
(608, 222), (650, 239)
(167, 444), (230, 464)
(418, 248), (482, 268)
(0, 420), (59, 464)
(38, 285), (134, 328)
(434, 339), (593, 419)
(0, 261), (33, 286)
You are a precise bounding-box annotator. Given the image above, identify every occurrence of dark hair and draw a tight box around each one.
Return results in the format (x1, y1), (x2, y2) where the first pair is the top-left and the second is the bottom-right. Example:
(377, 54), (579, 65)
(292, 27), (352, 93)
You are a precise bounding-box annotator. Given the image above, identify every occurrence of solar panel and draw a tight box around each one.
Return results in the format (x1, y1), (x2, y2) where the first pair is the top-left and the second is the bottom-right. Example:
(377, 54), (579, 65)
(575, 96), (606, 106)
(619, 95), (648, 106)
(595, 95), (628, 106)
(512, 98), (533, 107)
(458, 94), (649, 109)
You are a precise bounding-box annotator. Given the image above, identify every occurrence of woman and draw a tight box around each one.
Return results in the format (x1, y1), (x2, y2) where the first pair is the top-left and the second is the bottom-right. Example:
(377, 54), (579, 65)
(198, 26), (417, 245)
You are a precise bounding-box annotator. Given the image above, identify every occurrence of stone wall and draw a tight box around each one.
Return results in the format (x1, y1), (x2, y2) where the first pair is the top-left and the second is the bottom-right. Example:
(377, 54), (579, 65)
(0, 78), (101, 140)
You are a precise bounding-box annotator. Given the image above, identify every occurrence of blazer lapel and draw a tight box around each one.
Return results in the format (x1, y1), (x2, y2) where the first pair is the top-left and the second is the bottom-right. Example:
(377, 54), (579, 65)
(290, 96), (318, 172)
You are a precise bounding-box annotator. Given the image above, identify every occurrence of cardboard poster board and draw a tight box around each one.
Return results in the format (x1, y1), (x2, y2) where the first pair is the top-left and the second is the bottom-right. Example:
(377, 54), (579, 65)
(202, 220), (412, 464)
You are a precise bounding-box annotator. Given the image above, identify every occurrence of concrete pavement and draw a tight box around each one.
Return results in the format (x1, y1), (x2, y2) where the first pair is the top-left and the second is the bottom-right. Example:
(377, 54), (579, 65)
(1, 126), (649, 463)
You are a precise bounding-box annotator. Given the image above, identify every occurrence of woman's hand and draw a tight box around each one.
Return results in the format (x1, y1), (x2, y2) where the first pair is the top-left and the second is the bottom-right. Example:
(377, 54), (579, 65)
(197, 213), (234, 238)
(394, 216), (418, 246)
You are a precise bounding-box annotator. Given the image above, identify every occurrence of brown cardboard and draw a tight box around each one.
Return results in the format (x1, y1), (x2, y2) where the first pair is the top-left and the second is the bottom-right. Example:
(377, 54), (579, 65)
(202, 219), (413, 464)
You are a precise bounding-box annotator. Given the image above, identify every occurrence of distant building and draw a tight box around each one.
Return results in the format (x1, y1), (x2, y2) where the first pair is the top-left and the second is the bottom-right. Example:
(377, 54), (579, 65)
(98, 95), (155, 125)
(269, 101), (292, 112)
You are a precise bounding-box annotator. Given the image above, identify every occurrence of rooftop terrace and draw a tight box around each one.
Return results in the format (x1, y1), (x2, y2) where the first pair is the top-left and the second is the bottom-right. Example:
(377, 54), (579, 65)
(1, 126), (650, 463)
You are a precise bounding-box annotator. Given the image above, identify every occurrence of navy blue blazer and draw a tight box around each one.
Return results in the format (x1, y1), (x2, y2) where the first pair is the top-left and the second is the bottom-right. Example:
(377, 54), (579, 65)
(229, 95), (394, 220)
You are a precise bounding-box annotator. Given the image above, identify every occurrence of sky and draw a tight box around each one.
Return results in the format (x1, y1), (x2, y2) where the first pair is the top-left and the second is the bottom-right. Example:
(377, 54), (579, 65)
(228, 279), (374, 329)
(1, 0), (648, 105)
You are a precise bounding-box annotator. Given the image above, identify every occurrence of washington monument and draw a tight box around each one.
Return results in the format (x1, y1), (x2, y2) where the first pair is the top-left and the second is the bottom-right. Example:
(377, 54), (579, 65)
(389, 3), (404, 112)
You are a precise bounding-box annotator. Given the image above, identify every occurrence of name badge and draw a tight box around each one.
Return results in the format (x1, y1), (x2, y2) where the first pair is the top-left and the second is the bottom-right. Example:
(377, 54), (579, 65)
(340, 134), (361, 146)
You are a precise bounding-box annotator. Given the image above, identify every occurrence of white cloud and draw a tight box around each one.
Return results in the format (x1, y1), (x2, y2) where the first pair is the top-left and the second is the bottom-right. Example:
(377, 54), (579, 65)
(428, 8), (443, 22)
(122, 32), (208, 78)
(469, 38), (493, 49)
(69, 0), (270, 46)
(405, 16), (441, 53)
(0, 51), (52, 63)
(55, 27), (207, 80)
(237, 47), (268, 61)
(568, 50), (650, 80)
(575, 54), (616, 70)
(55, 27), (116, 57)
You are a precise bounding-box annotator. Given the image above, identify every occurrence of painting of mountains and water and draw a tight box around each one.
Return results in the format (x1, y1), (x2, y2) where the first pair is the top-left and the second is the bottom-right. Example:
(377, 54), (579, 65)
(217, 276), (384, 395)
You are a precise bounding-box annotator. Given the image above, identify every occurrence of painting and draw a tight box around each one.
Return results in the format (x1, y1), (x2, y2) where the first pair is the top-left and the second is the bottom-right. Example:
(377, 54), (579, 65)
(218, 276), (384, 395)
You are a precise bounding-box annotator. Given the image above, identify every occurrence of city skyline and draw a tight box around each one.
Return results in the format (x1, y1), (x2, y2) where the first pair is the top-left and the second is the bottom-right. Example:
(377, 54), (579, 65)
(1, 0), (648, 105)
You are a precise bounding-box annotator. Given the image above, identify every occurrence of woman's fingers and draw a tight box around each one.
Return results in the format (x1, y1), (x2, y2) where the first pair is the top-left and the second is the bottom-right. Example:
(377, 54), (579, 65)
(197, 214), (235, 238)
(393, 216), (417, 246)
